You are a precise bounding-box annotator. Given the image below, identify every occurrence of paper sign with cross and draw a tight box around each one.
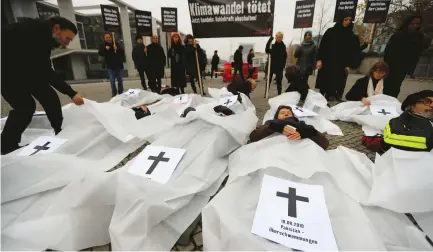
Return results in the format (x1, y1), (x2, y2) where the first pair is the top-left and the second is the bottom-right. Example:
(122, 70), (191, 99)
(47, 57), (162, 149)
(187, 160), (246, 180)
(251, 175), (338, 251)
(369, 105), (398, 116)
(127, 145), (186, 184)
(286, 104), (318, 118)
(18, 136), (68, 156)
(124, 89), (140, 97)
(173, 94), (189, 104)
(218, 95), (238, 107)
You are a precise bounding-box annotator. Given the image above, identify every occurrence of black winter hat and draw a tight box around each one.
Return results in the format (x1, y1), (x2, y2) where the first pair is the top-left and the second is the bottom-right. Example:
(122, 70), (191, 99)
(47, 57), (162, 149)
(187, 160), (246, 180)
(401, 90), (433, 111)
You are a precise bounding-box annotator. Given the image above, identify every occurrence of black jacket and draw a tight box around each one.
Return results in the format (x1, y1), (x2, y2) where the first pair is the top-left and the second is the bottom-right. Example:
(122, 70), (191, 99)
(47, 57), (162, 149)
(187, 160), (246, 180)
(211, 54), (220, 68)
(384, 111), (433, 152)
(345, 75), (379, 101)
(227, 78), (252, 98)
(146, 42), (166, 77)
(285, 73), (310, 101)
(132, 43), (147, 70)
(98, 42), (125, 70)
(184, 44), (205, 75)
(247, 53), (254, 65)
(234, 49), (243, 67)
(2, 18), (77, 98)
(266, 38), (287, 71)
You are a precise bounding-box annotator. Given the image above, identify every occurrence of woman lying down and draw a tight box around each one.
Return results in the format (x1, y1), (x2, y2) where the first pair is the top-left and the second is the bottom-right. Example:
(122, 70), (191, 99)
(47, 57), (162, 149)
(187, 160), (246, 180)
(249, 105), (329, 149)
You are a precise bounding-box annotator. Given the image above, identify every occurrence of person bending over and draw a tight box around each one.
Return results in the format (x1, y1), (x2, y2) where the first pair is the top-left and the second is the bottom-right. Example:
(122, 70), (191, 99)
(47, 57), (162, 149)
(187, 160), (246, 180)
(345, 61), (389, 106)
(383, 90), (433, 152)
(227, 77), (256, 99)
(249, 105), (329, 149)
(284, 65), (310, 103)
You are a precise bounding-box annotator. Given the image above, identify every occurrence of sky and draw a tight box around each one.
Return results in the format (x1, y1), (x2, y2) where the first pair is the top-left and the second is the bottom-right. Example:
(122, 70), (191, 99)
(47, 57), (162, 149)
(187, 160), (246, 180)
(46, 0), (342, 60)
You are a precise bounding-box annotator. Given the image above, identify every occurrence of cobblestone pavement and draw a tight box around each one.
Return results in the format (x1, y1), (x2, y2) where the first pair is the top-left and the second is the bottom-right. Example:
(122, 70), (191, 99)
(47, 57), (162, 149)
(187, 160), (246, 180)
(2, 74), (431, 251)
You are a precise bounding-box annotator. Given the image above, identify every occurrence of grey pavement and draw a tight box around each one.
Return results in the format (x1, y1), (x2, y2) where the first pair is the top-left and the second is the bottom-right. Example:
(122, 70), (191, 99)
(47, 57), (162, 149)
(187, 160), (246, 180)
(1, 73), (432, 251)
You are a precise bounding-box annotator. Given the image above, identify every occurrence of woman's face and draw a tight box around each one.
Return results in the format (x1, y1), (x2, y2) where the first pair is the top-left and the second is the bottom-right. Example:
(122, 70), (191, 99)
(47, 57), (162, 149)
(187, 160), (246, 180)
(277, 108), (293, 120)
(173, 36), (179, 44)
(305, 33), (312, 40)
(276, 34), (283, 42)
(250, 50), (254, 54)
(342, 17), (352, 27)
(373, 71), (386, 80)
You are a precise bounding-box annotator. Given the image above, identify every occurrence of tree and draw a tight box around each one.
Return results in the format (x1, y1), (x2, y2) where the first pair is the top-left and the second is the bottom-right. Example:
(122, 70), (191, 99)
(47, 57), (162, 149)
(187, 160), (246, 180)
(313, 0), (333, 46)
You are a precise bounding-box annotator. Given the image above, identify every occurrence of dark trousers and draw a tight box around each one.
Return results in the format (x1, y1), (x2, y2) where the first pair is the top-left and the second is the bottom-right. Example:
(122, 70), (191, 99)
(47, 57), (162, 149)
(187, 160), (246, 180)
(148, 73), (162, 94)
(137, 68), (147, 90)
(189, 73), (198, 94)
(247, 66), (255, 79)
(269, 70), (284, 95)
(384, 69), (407, 98)
(233, 65), (244, 81)
(211, 67), (218, 78)
(107, 69), (124, 96)
(300, 73), (309, 83)
(1, 83), (63, 153)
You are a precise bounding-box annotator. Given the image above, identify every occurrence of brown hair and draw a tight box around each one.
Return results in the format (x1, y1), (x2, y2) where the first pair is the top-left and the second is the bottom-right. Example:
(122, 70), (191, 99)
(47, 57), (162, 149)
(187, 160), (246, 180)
(369, 61), (390, 78)
(170, 33), (183, 45)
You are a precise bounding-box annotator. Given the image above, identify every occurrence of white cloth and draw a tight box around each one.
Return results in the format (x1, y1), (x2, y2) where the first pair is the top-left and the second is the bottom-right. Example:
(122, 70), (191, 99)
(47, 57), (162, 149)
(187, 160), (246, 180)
(202, 137), (432, 250)
(263, 90), (343, 136)
(367, 78), (384, 97)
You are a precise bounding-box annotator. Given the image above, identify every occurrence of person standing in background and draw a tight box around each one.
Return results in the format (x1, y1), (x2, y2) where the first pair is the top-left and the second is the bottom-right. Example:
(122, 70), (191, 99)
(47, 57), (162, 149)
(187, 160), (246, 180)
(315, 11), (359, 101)
(146, 35), (166, 94)
(295, 30), (317, 83)
(247, 49), (255, 79)
(132, 36), (148, 90)
(184, 34), (199, 94)
(233, 45), (244, 81)
(383, 15), (429, 98)
(1, 16), (84, 155)
(98, 32), (125, 97)
(169, 33), (187, 94)
(211, 50), (220, 78)
(266, 32), (287, 95)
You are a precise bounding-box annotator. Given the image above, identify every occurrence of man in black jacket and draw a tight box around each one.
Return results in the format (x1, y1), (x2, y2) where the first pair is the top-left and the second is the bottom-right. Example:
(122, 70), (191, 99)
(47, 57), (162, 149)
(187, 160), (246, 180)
(146, 35), (166, 94)
(98, 33), (125, 97)
(211, 50), (220, 78)
(266, 32), (287, 95)
(132, 36), (148, 90)
(1, 17), (84, 155)
(233, 46), (244, 81)
(384, 90), (433, 152)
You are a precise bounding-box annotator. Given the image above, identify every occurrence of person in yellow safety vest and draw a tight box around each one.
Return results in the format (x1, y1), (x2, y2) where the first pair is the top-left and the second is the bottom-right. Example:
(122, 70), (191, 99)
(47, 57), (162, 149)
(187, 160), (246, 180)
(384, 90), (433, 151)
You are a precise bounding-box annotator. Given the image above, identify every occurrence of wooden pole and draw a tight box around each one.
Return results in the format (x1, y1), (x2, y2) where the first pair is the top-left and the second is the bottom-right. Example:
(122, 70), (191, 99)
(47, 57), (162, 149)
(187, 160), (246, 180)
(368, 23), (376, 52)
(265, 54), (272, 99)
(194, 46), (204, 95)
(166, 32), (169, 87)
(300, 28), (304, 43)
(112, 32), (116, 53)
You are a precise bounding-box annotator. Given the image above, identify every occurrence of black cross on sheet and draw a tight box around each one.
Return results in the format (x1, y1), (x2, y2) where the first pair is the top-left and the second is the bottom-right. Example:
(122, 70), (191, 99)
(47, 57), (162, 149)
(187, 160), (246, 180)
(377, 109), (390, 115)
(30, 142), (51, 156)
(295, 107), (303, 112)
(276, 187), (309, 218)
(129, 90), (135, 95)
(146, 152), (170, 175)
(224, 99), (231, 105)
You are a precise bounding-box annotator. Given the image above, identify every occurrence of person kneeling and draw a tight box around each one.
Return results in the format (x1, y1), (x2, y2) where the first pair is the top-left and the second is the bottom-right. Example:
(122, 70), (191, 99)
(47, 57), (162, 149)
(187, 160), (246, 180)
(284, 65), (310, 103)
(249, 105), (329, 149)
(383, 90), (433, 152)
(227, 77), (256, 98)
(345, 61), (389, 106)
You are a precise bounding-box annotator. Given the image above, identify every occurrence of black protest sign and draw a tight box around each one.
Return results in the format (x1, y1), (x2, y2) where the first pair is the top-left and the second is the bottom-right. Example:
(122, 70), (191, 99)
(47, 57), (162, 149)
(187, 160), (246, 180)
(161, 7), (178, 32)
(101, 5), (121, 32)
(333, 0), (357, 22)
(187, 0), (275, 38)
(363, 0), (391, 23)
(293, 0), (315, 29)
(135, 10), (153, 36)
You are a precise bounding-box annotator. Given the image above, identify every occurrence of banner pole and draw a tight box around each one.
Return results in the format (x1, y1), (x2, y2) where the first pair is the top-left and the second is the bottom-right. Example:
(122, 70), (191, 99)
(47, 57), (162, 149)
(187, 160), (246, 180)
(112, 32), (116, 53)
(300, 28), (304, 43)
(194, 46), (204, 95)
(265, 54), (272, 99)
(368, 23), (376, 52)
(166, 32), (169, 87)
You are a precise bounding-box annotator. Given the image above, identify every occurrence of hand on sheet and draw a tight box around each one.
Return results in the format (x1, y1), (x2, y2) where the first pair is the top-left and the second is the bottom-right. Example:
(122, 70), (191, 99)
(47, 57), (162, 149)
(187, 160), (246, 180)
(72, 93), (84, 105)
(287, 131), (301, 140)
(361, 97), (371, 106)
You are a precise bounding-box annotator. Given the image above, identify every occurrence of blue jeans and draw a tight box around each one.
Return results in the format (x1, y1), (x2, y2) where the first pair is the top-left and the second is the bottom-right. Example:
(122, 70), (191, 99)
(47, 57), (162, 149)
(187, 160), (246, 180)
(107, 69), (124, 95)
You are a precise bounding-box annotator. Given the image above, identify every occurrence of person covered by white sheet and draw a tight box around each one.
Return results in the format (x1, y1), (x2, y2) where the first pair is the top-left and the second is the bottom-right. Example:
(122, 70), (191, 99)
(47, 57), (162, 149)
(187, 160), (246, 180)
(249, 105), (329, 149)
(345, 61), (389, 105)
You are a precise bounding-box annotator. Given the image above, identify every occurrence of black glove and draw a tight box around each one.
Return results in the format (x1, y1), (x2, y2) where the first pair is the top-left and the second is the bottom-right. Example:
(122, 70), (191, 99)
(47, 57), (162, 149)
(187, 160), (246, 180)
(214, 105), (235, 116)
(181, 107), (196, 118)
(269, 36), (274, 41)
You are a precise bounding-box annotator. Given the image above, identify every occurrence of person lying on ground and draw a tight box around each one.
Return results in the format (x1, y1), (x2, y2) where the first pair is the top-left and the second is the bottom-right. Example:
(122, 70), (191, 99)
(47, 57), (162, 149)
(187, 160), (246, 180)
(227, 77), (256, 98)
(131, 88), (181, 119)
(383, 90), (433, 152)
(345, 61), (389, 105)
(284, 65), (310, 104)
(249, 105), (329, 149)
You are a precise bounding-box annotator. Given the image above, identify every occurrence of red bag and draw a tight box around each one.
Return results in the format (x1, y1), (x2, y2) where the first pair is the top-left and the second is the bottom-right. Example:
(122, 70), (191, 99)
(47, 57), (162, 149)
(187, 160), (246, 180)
(361, 134), (385, 153)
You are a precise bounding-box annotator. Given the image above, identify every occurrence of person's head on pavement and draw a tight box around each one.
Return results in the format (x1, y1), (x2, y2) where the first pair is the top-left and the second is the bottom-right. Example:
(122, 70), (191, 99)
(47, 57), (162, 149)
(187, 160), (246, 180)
(274, 105), (295, 120)
(104, 32), (113, 44)
(136, 36), (143, 45)
(369, 61), (389, 81)
(402, 90), (433, 119)
(49, 16), (77, 47)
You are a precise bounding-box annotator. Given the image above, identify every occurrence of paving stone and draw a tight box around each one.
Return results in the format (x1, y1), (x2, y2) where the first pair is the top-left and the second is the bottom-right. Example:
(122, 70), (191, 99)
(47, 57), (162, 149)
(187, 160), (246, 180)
(193, 232), (203, 247)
